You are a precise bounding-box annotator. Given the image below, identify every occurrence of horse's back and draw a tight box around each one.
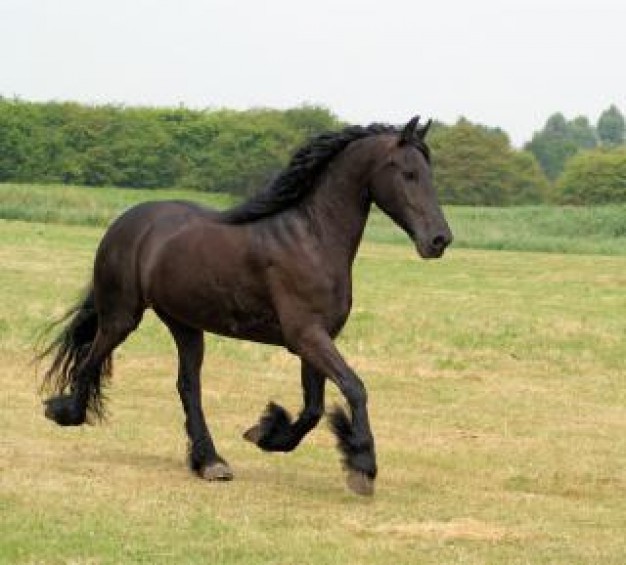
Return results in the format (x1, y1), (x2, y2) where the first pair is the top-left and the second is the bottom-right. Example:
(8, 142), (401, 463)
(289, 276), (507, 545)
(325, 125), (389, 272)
(100, 200), (223, 250)
(109, 200), (218, 231)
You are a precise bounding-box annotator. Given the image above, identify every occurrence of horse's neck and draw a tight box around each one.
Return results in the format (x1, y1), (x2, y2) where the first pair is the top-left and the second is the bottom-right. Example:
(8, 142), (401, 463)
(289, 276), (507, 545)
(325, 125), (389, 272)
(301, 140), (377, 267)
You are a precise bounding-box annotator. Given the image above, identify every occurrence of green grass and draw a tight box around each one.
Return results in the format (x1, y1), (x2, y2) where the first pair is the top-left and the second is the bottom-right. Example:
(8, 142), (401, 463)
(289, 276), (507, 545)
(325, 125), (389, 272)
(0, 183), (233, 227)
(1, 182), (625, 255)
(365, 203), (626, 255)
(1, 219), (625, 564)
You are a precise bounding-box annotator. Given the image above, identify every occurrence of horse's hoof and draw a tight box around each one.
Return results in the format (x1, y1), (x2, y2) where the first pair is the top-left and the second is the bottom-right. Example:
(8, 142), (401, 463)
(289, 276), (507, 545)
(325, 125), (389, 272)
(44, 396), (86, 426)
(243, 424), (261, 445)
(199, 461), (234, 482)
(346, 469), (375, 496)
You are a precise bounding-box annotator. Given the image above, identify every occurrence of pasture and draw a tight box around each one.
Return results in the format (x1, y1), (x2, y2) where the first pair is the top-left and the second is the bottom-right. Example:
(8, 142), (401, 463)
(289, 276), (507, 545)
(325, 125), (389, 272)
(1, 187), (625, 564)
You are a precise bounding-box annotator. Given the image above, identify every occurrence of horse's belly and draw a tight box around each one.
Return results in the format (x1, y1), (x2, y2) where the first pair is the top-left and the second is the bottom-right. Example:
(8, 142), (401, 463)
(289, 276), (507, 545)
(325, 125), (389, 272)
(203, 300), (285, 345)
(152, 280), (284, 346)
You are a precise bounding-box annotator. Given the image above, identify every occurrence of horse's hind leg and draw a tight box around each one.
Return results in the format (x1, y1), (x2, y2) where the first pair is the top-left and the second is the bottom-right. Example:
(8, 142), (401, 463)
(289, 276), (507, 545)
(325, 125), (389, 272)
(45, 313), (137, 426)
(158, 314), (233, 482)
(244, 362), (325, 452)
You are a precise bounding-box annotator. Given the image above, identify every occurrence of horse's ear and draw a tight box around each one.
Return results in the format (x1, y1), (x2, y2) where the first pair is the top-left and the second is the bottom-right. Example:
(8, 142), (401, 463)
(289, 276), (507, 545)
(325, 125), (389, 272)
(416, 119), (433, 140)
(399, 116), (421, 146)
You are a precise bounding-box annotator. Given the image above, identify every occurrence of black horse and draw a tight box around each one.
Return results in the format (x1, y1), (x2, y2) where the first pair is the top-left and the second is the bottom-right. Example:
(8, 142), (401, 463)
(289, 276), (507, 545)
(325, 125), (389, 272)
(40, 116), (452, 495)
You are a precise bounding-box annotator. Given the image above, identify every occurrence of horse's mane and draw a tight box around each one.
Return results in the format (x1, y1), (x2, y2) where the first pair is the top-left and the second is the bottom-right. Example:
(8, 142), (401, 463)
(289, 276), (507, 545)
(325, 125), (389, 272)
(220, 122), (430, 224)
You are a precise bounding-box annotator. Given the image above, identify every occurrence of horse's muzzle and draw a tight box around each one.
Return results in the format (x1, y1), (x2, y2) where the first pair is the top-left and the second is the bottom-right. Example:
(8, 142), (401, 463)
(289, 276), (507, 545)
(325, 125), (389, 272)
(415, 231), (453, 259)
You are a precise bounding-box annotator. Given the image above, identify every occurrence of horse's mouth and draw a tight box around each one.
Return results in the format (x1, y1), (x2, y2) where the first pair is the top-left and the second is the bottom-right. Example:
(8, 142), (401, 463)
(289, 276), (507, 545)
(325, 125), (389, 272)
(415, 236), (450, 259)
(415, 243), (446, 259)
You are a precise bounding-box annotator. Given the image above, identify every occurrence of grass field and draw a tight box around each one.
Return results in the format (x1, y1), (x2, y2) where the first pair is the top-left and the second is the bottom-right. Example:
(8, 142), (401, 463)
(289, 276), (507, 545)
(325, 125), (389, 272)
(1, 186), (625, 564)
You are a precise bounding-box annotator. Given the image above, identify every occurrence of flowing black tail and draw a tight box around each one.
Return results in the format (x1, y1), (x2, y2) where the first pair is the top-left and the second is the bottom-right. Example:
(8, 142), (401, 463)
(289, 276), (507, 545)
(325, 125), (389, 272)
(38, 285), (111, 424)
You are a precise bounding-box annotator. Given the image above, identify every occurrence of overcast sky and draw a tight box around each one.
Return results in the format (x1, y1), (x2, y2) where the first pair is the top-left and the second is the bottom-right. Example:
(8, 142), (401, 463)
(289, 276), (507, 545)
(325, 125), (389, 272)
(1, 0), (624, 146)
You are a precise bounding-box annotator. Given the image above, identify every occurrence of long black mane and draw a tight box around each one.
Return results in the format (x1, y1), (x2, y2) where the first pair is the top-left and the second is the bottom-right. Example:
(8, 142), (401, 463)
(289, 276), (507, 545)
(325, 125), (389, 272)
(220, 123), (429, 224)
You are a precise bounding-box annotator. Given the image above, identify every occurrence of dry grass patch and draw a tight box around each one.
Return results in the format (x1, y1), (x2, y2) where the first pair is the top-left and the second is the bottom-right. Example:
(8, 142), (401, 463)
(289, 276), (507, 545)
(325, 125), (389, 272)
(361, 518), (525, 542)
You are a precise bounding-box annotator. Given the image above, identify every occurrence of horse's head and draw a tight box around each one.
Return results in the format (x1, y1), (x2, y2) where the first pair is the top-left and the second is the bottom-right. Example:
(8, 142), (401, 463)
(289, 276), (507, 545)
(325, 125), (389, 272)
(369, 116), (453, 259)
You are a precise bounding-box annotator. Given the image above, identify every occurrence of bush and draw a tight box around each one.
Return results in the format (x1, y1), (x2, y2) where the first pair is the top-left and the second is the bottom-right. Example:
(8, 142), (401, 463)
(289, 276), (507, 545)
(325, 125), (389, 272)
(556, 148), (626, 204)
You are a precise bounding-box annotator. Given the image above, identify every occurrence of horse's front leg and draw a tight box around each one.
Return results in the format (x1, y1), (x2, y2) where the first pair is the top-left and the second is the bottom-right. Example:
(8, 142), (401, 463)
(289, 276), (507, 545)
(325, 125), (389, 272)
(243, 362), (325, 452)
(295, 327), (377, 496)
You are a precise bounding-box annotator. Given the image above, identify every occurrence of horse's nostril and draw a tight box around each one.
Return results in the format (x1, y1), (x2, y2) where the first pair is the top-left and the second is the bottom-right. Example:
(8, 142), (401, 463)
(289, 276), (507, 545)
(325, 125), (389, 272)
(432, 235), (447, 249)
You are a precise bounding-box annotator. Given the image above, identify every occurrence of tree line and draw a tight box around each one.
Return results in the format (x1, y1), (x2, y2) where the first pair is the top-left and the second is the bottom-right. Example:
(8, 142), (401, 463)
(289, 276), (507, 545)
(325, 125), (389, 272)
(0, 99), (337, 196)
(0, 98), (624, 205)
(525, 105), (625, 204)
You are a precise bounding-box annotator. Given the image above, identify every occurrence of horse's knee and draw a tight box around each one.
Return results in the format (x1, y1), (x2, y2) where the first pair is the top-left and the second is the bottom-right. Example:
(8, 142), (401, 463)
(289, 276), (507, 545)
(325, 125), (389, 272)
(341, 375), (368, 408)
(111, 317), (140, 341)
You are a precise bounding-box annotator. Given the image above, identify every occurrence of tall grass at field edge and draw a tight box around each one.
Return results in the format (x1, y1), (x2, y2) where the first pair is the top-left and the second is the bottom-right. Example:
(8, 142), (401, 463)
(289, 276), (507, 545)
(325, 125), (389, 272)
(1, 182), (625, 255)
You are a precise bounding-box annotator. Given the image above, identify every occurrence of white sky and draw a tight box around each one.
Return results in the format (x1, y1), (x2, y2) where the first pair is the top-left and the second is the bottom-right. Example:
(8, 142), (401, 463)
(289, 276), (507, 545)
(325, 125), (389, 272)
(1, 0), (624, 146)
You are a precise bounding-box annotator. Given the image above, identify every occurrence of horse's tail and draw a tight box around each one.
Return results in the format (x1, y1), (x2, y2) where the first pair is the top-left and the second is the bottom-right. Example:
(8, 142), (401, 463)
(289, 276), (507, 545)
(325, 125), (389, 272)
(37, 284), (111, 422)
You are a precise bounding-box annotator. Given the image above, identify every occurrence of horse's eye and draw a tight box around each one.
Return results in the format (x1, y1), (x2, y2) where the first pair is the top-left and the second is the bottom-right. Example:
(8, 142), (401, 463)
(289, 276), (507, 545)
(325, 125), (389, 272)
(402, 171), (416, 181)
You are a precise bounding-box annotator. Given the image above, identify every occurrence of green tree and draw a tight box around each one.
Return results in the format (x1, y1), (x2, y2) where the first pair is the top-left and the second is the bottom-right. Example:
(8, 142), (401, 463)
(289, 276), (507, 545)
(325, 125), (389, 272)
(507, 150), (551, 204)
(429, 119), (548, 205)
(568, 116), (597, 149)
(284, 104), (339, 137)
(0, 98), (31, 181)
(597, 104), (625, 146)
(524, 112), (596, 180)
